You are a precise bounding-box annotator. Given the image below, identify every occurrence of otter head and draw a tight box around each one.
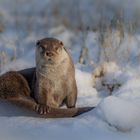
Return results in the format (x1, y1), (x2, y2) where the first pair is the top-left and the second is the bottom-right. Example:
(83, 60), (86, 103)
(36, 38), (65, 66)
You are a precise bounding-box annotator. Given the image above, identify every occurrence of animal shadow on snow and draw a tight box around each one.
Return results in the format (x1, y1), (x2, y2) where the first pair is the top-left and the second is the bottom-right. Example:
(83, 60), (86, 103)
(0, 100), (40, 117)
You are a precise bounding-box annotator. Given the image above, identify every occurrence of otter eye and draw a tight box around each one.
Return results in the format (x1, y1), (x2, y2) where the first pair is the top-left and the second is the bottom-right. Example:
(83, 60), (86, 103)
(55, 46), (59, 50)
(46, 52), (49, 56)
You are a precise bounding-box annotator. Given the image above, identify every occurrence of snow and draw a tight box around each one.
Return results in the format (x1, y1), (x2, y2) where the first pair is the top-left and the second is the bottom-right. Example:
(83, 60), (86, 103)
(1, 0), (140, 140)
(97, 96), (140, 132)
(1, 61), (140, 140)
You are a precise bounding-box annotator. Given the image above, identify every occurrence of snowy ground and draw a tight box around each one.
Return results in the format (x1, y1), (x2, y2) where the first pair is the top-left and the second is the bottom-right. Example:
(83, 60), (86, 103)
(1, 56), (140, 140)
(1, 0), (140, 140)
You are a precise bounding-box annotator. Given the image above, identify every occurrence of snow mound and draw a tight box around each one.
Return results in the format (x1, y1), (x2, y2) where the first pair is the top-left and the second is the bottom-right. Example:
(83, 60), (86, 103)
(97, 96), (140, 132)
(75, 69), (100, 106)
(115, 77), (140, 104)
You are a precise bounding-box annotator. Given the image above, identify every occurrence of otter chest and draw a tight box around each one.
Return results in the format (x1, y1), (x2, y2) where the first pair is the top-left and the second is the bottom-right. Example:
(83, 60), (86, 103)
(41, 68), (67, 95)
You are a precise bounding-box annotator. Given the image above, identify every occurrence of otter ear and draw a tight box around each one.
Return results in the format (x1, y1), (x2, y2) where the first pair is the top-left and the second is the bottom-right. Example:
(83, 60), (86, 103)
(59, 41), (64, 46)
(36, 40), (40, 46)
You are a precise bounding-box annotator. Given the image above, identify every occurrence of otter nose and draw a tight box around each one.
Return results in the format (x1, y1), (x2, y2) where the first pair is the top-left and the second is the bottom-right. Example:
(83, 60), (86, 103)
(46, 52), (53, 57)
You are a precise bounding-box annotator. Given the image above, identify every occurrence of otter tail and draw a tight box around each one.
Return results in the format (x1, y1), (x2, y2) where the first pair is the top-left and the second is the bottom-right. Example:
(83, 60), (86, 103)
(38, 107), (95, 118)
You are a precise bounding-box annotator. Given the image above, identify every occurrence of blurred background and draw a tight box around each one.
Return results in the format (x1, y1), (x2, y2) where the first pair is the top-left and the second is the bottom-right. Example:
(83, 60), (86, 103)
(0, 0), (140, 73)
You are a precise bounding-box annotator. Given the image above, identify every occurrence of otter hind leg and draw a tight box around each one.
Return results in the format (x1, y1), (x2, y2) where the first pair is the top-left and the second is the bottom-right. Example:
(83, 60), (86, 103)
(0, 71), (38, 111)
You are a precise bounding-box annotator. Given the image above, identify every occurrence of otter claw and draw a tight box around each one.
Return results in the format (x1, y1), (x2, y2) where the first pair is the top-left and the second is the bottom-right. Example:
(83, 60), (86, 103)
(35, 104), (50, 115)
(35, 104), (39, 112)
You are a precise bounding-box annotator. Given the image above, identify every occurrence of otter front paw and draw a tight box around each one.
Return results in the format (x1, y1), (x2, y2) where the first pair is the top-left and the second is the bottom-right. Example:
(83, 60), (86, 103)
(35, 104), (50, 114)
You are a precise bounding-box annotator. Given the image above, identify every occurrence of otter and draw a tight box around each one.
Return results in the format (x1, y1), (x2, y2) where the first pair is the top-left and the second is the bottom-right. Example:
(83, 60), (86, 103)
(0, 37), (95, 118)
(34, 38), (77, 112)
(0, 71), (94, 118)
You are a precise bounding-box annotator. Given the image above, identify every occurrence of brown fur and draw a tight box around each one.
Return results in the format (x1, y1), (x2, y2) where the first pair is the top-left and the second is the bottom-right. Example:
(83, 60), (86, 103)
(34, 38), (77, 111)
(0, 71), (37, 111)
(0, 38), (94, 117)
(0, 71), (94, 117)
